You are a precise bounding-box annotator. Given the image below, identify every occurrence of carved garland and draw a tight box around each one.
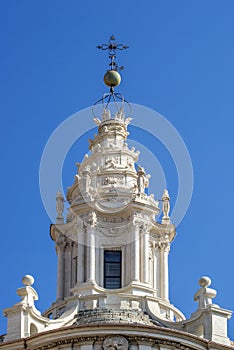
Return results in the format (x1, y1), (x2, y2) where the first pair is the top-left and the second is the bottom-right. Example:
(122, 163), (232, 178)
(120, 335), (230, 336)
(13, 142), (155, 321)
(33, 335), (199, 350)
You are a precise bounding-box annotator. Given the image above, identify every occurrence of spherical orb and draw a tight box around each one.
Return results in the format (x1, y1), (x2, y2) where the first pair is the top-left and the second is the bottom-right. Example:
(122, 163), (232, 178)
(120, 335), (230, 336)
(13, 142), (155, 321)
(199, 276), (211, 287)
(22, 274), (35, 286)
(104, 70), (121, 87)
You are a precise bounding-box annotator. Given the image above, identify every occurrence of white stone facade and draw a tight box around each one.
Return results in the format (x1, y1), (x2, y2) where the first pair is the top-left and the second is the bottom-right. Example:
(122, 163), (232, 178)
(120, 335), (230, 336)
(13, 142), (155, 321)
(48, 108), (181, 320)
(1, 108), (233, 349)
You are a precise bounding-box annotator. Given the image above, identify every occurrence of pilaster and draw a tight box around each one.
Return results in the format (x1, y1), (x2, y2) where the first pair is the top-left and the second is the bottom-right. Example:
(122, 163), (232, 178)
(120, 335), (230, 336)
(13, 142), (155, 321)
(77, 221), (85, 284)
(64, 240), (73, 297)
(141, 223), (151, 284)
(154, 241), (170, 301)
(56, 234), (66, 301)
(132, 222), (140, 282)
(85, 212), (97, 283)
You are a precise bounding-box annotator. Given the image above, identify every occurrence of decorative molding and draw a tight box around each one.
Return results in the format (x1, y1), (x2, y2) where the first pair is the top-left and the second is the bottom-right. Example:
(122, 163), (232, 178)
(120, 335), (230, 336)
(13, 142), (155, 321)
(33, 335), (200, 350)
(34, 336), (98, 350)
(100, 215), (131, 224)
(129, 337), (195, 350)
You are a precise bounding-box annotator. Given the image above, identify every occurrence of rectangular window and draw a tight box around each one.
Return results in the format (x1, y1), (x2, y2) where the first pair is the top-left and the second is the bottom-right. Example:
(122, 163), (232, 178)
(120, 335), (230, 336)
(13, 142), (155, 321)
(104, 250), (121, 289)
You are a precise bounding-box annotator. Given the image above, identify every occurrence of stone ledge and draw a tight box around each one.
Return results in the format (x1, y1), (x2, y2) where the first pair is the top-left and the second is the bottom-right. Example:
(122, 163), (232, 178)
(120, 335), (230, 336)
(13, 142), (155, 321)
(74, 308), (161, 326)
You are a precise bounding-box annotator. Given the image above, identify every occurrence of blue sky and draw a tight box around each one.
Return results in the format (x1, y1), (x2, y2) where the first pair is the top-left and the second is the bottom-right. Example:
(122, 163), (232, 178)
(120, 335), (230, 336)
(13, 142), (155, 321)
(0, 0), (234, 339)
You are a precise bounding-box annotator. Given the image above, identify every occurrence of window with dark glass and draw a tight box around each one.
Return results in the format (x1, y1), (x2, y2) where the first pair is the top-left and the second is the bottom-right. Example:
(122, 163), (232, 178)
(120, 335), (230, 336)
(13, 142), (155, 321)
(104, 250), (121, 289)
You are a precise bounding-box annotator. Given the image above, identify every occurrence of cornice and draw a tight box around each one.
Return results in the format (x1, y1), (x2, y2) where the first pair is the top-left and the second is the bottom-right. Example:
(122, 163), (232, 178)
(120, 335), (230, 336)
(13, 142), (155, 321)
(8, 324), (233, 350)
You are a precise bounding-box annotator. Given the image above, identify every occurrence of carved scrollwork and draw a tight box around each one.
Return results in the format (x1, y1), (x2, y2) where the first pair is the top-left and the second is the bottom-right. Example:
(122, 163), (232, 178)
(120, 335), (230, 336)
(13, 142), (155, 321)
(101, 176), (124, 186)
(103, 157), (119, 169)
(66, 207), (75, 223)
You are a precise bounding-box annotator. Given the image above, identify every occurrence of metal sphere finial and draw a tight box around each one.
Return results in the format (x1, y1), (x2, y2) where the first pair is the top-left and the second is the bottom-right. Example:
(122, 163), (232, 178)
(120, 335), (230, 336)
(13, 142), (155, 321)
(93, 36), (130, 118)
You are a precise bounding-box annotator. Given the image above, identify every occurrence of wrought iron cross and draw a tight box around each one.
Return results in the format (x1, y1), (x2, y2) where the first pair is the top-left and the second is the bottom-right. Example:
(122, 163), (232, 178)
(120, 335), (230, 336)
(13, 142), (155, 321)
(97, 35), (129, 71)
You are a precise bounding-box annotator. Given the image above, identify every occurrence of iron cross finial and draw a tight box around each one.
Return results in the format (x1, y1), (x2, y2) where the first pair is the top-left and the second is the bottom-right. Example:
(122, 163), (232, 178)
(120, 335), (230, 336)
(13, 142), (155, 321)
(97, 35), (129, 71)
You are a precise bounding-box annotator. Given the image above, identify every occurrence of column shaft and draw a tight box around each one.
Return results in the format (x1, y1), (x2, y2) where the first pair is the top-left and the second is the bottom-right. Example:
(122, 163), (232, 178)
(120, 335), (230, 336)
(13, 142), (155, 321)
(77, 240), (85, 283)
(132, 225), (140, 281)
(155, 248), (161, 297)
(153, 248), (157, 291)
(161, 246), (169, 300)
(89, 229), (95, 281)
(125, 243), (131, 285)
(86, 226), (95, 282)
(64, 243), (72, 297)
(95, 247), (100, 285)
(56, 244), (65, 300)
(142, 231), (149, 283)
(100, 247), (104, 287)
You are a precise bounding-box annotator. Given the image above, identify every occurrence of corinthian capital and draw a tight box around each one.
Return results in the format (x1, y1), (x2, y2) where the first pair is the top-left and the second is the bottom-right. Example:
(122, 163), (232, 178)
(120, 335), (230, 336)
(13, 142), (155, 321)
(87, 211), (97, 228)
(140, 222), (152, 233)
(55, 234), (66, 253)
(155, 241), (170, 252)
